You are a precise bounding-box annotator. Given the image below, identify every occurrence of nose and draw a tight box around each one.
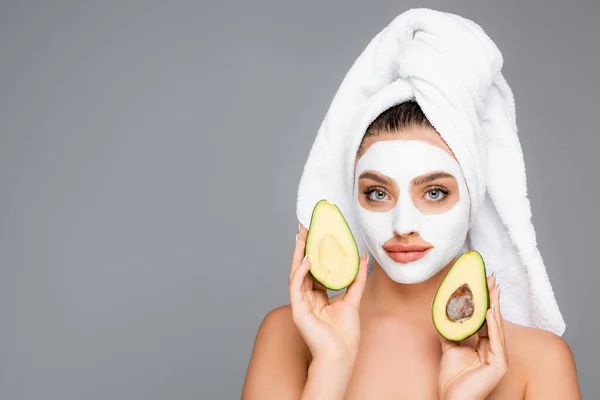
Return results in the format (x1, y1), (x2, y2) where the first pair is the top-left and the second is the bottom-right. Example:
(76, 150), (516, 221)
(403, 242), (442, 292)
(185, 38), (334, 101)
(392, 193), (421, 236)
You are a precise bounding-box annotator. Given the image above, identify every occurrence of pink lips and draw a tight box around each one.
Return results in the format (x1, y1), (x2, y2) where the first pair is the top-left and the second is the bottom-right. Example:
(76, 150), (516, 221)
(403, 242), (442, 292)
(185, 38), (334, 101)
(382, 242), (432, 263)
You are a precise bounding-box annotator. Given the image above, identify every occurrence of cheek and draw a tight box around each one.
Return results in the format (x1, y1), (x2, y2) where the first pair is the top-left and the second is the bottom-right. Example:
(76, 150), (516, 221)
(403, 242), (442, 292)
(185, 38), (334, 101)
(412, 183), (462, 215)
(420, 206), (470, 246)
(414, 194), (459, 215)
(355, 207), (395, 238)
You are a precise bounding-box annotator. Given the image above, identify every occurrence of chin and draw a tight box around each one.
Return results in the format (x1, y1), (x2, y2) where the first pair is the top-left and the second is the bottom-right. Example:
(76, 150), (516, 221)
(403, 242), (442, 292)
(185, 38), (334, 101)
(382, 243), (463, 282)
(378, 253), (445, 284)
(380, 263), (436, 284)
(386, 270), (436, 284)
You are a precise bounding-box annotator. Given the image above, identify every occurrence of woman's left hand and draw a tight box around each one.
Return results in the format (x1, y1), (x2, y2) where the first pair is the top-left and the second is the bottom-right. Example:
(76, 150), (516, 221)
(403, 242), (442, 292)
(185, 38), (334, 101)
(438, 273), (508, 400)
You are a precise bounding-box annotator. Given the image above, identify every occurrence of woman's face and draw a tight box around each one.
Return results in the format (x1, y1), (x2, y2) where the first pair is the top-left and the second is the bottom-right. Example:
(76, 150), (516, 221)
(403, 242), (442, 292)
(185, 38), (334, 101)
(353, 126), (471, 284)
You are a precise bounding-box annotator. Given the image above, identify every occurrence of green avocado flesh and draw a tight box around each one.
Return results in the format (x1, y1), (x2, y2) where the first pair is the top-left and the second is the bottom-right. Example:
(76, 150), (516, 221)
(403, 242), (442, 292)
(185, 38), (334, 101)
(305, 200), (360, 291)
(432, 250), (489, 342)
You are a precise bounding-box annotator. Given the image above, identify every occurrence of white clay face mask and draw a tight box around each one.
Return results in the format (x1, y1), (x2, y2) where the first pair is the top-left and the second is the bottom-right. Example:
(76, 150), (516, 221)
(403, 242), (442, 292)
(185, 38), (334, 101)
(353, 139), (471, 284)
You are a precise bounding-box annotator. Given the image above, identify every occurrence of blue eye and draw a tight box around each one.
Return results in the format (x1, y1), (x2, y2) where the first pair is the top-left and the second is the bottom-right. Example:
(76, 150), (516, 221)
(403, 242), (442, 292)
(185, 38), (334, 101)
(370, 189), (388, 201)
(425, 187), (449, 202)
(363, 187), (389, 202)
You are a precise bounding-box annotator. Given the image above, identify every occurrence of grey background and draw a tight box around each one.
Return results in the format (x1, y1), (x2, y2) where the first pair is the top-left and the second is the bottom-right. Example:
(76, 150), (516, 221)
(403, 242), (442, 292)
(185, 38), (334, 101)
(1, 0), (598, 399)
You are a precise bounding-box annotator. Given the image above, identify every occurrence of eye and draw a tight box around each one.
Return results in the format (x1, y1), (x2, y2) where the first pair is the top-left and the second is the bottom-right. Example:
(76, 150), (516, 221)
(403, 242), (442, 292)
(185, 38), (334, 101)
(370, 189), (388, 201)
(364, 187), (390, 202)
(424, 186), (449, 202)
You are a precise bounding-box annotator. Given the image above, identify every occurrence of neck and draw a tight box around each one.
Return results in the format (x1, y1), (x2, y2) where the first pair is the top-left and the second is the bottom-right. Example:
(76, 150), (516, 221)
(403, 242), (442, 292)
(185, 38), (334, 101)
(362, 257), (457, 322)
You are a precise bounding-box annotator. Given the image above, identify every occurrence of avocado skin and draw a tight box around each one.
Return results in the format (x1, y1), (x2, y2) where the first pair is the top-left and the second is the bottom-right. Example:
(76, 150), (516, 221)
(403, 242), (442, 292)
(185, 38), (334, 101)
(304, 199), (360, 291)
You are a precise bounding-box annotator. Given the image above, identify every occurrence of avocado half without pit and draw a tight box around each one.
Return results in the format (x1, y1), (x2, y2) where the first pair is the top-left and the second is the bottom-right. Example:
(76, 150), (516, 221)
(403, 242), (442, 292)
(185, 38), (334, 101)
(432, 250), (489, 342)
(305, 200), (360, 291)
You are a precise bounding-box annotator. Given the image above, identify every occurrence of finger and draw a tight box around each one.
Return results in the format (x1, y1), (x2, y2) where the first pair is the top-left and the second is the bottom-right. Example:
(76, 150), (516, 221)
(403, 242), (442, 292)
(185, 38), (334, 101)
(486, 272), (495, 310)
(494, 282), (505, 341)
(343, 253), (369, 308)
(486, 287), (510, 373)
(289, 256), (311, 305)
(477, 320), (489, 339)
(488, 274), (504, 341)
(486, 304), (504, 357)
(487, 272), (495, 291)
(482, 273), (497, 341)
(301, 265), (315, 294)
(313, 278), (329, 293)
(476, 336), (491, 365)
(493, 281), (508, 362)
(299, 223), (309, 241)
(289, 230), (308, 283)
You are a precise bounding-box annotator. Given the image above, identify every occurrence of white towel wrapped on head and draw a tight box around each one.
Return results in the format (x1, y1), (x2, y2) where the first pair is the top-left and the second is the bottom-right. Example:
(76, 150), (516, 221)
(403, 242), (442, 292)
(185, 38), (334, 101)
(296, 7), (566, 336)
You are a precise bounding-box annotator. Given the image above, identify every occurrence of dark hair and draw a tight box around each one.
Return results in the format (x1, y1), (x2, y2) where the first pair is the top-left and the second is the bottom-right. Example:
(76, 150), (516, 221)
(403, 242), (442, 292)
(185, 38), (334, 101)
(357, 100), (434, 158)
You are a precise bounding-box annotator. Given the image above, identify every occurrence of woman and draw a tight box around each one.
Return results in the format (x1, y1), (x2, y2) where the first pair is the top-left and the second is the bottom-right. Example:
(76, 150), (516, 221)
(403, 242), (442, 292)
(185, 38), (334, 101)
(242, 9), (581, 400)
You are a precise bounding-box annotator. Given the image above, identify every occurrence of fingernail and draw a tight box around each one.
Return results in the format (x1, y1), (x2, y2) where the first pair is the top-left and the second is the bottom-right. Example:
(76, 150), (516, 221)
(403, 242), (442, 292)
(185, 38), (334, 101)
(295, 233), (298, 241)
(497, 284), (501, 296)
(492, 271), (496, 278)
(491, 304), (495, 316)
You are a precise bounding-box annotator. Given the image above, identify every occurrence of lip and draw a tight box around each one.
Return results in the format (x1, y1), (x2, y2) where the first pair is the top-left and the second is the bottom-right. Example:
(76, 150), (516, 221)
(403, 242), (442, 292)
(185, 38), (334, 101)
(382, 242), (432, 252)
(382, 242), (433, 264)
(384, 248), (432, 263)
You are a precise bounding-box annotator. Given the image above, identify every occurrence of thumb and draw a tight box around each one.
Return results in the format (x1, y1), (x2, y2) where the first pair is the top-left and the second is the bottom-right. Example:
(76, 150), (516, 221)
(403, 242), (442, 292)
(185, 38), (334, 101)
(438, 332), (459, 353)
(343, 253), (368, 308)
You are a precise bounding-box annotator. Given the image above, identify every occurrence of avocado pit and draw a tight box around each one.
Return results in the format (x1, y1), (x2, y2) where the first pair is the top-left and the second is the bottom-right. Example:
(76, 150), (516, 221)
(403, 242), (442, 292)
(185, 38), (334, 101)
(446, 283), (475, 323)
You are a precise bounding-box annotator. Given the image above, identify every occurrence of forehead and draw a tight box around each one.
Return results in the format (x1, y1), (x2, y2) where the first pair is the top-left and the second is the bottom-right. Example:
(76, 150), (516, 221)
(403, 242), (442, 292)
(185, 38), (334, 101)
(358, 127), (455, 161)
(355, 139), (462, 180)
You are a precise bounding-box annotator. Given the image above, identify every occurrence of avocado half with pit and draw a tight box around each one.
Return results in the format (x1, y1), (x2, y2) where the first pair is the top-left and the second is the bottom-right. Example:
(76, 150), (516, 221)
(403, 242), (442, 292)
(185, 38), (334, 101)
(305, 199), (360, 291)
(432, 250), (489, 342)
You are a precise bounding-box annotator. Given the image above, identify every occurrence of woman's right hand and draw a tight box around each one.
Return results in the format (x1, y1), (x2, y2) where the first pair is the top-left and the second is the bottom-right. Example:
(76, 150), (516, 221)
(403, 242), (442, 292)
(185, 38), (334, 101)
(289, 224), (369, 364)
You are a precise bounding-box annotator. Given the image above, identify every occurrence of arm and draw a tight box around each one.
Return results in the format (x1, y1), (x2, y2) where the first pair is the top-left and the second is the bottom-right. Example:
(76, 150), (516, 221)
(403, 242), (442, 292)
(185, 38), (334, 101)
(524, 332), (582, 399)
(241, 305), (356, 400)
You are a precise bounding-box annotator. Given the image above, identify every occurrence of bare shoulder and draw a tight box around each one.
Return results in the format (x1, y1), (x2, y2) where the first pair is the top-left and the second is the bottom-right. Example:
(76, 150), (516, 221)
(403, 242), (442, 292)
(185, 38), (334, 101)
(503, 321), (582, 399)
(248, 304), (311, 364)
(504, 321), (574, 362)
(257, 305), (309, 349)
(241, 305), (310, 400)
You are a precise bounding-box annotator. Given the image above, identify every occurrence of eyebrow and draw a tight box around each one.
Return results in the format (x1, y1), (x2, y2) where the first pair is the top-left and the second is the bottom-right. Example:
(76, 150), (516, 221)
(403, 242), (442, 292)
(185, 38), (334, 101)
(359, 171), (391, 185)
(412, 172), (454, 186)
